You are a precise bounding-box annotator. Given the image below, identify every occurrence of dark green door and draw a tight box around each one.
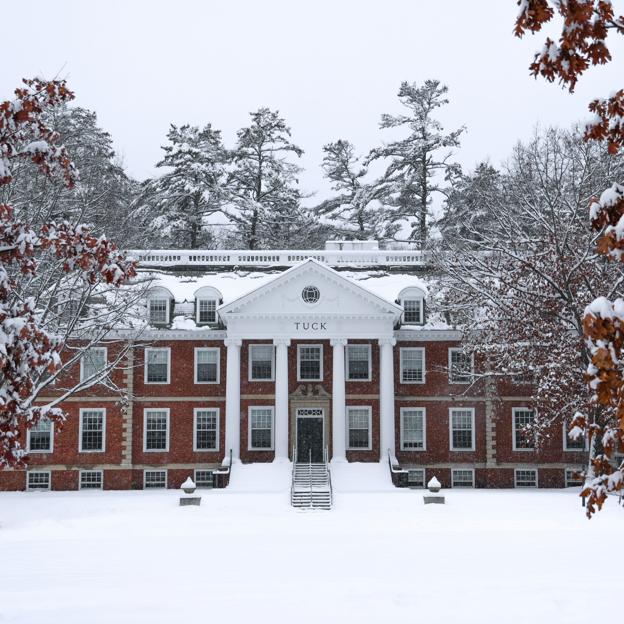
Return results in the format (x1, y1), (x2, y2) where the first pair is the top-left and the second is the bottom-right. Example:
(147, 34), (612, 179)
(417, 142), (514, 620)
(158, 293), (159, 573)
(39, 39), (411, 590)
(297, 417), (324, 463)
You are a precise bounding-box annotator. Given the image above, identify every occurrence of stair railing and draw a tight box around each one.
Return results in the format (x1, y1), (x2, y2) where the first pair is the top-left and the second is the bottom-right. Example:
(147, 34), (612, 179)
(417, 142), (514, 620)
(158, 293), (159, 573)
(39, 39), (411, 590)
(325, 446), (332, 507)
(290, 445), (297, 504)
(309, 448), (313, 508)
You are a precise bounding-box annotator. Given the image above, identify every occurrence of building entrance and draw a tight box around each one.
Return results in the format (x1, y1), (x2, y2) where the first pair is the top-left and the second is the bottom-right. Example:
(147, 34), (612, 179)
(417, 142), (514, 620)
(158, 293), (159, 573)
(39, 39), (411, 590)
(296, 408), (324, 463)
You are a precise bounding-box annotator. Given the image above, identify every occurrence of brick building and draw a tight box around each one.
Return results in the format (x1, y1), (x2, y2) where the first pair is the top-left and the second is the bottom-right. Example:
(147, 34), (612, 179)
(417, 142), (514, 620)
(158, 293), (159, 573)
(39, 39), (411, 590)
(0, 242), (589, 492)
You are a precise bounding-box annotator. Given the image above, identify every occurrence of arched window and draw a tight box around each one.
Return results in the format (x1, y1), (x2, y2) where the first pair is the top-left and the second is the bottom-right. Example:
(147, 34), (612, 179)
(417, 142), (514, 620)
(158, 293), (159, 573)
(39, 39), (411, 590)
(146, 287), (174, 327)
(398, 286), (426, 325)
(194, 286), (222, 325)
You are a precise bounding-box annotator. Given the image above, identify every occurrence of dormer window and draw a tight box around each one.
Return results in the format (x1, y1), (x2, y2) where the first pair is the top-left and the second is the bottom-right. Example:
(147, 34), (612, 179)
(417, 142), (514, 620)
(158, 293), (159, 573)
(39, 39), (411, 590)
(194, 286), (222, 326)
(146, 287), (174, 327)
(398, 286), (426, 325)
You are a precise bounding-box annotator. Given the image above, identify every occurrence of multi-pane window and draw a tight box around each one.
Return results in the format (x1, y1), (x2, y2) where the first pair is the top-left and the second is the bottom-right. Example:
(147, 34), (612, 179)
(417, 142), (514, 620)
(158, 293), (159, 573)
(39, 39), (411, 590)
(145, 348), (170, 383)
(148, 298), (169, 325)
(450, 408), (475, 451)
(452, 469), (475, 487)
(79, 409), (105, 452)
(144, 409), (169, 452)
(249, 345), (274, 381)
(298, 345), (322, 381)
(80, 470), (103, 490)
(449, 348), (472, 384)
(28, 417), (53, 453)
(347, 406), (372, 450)
(194, 470), (214, 488)
(195, 348), (219, 383)
(194, 408), (218, 451)
(249, 407), (273, 450)
(564, 420), (587, 451)
(407, 469), (425, 488)
(400, 348), (425, 383)
(81, 347), (107, 382)
(144, 470), (167, 488)
(400, 408), (426, 450)
(27, 471), (51, 491)
(403, 298), (423, 324)
(197, 299), (217, 324)
(565, 468), (584, 487)
(346, 345), (371, 381)
(513, 408), (535, 450)
(514, 469), (538, 488)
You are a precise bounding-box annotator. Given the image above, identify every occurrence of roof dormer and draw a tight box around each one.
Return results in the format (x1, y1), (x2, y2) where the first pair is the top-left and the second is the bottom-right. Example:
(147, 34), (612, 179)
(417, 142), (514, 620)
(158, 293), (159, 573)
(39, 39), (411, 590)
(398, 286), (426, 325)
(194, 286), (223, 325)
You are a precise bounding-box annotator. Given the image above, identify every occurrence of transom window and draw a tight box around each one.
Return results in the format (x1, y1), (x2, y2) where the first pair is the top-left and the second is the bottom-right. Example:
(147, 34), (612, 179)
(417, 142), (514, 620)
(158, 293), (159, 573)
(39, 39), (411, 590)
(347, 406), (372, 450)
(148, 298), (169, 325)
(249, 407), (274, 450)
(195, 348), (219, 384)
(197, 299), (217, 324)
(80, 347), (107, 382)
(80, 470), (103, 490)
(144, 470), (167, 489)
(297, 345), (323, 381)
(79, 409), (105, 452)
(515, 468), (538, 488)
(400, 348), (425, 383)
(28, 417), (53, 453)
(403, 299), (423, 324)
(449, 348), (473, 384)
(249, 344), (274, 381)
(450, 408), (475, 451)
(346, 344), (371, 381)
(145, 348), (170, 384)
(27, 471), (51, 491)
(144, 409), (170, 452)
(400, 408), (426, 450)
(513, 408), (536, 450)
(452, 469), (475, 488)
(194, 408), (219, 451)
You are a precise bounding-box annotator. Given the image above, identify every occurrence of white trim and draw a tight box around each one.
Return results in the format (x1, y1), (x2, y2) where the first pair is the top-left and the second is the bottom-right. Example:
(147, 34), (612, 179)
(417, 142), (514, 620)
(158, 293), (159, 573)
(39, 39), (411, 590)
(193, 407), (220, 452)
(78, 408), (107, 453)
(195, 297), (218, 324)
(407, 468), (426, 487)
(399, 347), (426, 384)
(144, 347), (171, 384)
(512, 407), (536, 451)
(143, 408), (170, 452)
(565, 467), (584, 487)
(148, 295), (171, 326)
(449, 407), (476, 451)
(143, 469), (168, 489)
(80, 346), (108, 382)
(448, 348), (473, 384)
(401, 297), (424, 325)
(400, 407), (427, 451)
(346, 344), (372, 382)
(346, 405), (372, 451)
(248, 344), (275, 382)
(27, 470), (51, 491)
(194, 468), (215, 488)
(514, 468), (538, 488)
(26, 417), (54, 454)
(451, 467), (475, 488)
(248, 406), (275, 451)
(79, 469), (104, 490)
(563, 420), (589, 451)
(194, 347), (220, 384)
(296, 343), (323, 382)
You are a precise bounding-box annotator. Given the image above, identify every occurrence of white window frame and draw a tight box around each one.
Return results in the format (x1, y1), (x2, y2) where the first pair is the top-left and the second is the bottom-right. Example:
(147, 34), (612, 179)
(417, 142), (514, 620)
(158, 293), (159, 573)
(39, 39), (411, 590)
(399, 347), (426, 384)
(143, 469), (168, 489)
(401, 297), (424, 325)
(449, 407), (476, 451)
(296, 344), (323, 382)
(148, 297), (170, 326)
(194, 469), (214, 488)
(407, 468), (426, 488)
(196, 298), (218, 325)
(144, 347), (171, 384)
(346, 405), (373, 451)
(451, 468), (475, 488)
(194, 347), (220, 384)
(346, 344), (372, 382)
(514, 468), (538, 488)
(80, 346), (108, 382)
(193, 407), (220, 452)
(248, 344), (275, 382)
(448, 348), (473, 384)
(143, 408), (170, 453)
(26, 417), (54, 454)
(78, 408), (106, 453)
(400, 407), (427, 451)
(79, 469), (103, 490)
(563, 420), (589, 452)
(27, 470), (51, 491)
(248, 406), (275, 451)
(512, 407), (536, 451)
(565, 467), (584, 487)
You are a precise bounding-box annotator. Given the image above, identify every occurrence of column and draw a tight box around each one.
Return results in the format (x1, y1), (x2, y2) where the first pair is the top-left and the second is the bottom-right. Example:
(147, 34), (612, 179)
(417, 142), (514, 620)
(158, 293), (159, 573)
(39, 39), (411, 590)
(273, 338), (290, 460)
(379, 337), (397, 461)
(331, 338), (347, 462)
(224, 338), (242, 462)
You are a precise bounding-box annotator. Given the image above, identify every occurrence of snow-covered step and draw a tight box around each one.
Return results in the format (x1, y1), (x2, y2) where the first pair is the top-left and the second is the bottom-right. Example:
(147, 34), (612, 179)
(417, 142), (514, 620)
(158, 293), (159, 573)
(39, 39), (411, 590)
(290, 458), (333, 510)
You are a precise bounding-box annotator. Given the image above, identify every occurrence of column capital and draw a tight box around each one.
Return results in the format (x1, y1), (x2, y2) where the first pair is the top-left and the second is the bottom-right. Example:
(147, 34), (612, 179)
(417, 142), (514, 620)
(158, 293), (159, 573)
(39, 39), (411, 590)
(330, 337), (348, 347)
(378, 337), (397, 347)
(273, 338), (291, 347)
(224, 338), (242, 348)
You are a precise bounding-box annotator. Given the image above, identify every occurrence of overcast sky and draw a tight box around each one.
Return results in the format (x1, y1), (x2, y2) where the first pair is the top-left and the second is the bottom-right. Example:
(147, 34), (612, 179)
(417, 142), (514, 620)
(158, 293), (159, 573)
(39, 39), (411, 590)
(2, 0), (624, 207)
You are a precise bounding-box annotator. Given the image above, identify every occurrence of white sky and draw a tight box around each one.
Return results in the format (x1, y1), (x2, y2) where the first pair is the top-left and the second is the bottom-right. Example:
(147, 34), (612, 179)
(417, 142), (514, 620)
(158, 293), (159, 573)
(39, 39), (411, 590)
(2, 0), (624, 208)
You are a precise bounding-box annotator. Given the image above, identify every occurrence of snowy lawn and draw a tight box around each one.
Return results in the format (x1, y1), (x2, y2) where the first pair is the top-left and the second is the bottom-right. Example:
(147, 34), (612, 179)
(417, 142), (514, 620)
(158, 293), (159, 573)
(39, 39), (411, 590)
(1, 462), (621, 624)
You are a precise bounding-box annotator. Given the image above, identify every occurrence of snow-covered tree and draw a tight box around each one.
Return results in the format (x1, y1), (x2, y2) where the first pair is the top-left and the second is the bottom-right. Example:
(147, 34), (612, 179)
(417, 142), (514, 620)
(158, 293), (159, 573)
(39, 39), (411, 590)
(368, 80), (464, 246)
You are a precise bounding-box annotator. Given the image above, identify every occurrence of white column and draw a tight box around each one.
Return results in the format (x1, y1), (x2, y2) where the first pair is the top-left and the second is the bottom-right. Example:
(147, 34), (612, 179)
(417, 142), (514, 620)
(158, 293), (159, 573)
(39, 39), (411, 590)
(273, 338), (290, 460)
(331, 338), (347, 462)
(224, 338), (242, 462)
(379, 337), (397, 461)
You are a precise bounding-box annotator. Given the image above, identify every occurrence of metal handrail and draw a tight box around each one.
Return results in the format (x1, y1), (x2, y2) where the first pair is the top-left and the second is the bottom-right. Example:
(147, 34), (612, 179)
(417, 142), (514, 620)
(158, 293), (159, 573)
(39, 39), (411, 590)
(387, 448), (408, 474)
(309, 448), (313, 508)
(325, 446), (333, 507)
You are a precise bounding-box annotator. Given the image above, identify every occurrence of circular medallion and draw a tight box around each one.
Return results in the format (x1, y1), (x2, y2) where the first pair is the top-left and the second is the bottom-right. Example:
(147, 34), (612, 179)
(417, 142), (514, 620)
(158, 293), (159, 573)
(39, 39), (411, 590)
(302, 285), (320, 304)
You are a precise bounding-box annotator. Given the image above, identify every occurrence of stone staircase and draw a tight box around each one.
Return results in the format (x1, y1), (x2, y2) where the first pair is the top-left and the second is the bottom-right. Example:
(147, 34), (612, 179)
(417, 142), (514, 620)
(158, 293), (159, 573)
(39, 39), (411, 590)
(290, 448), (332, 510)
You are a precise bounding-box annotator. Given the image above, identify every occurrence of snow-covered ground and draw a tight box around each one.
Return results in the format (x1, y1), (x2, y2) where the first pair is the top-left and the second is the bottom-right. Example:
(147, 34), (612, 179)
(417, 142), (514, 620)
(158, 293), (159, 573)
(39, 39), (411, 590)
(1, 462), (621, 624)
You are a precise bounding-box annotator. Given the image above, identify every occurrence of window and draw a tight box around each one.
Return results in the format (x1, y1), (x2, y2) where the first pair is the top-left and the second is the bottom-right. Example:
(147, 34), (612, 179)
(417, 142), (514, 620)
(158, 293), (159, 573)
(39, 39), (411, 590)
(564, 420), (588, 451)
(514, 468), (538, 488)
(79, 409), (105, 452)
(407, 469), (425, 488)
(148, 298), (169, 325)
(400, 408), (426, 451)
(297, 345), (322, 381)
(449, 348), (473, 384)
(450, 408), (475, 451)
(249, 407), (274, 450)
(347, 406), (372, 450)
(80, 470), (103, 490)
(27, 471), (51, 491)
(195, 348), (219, 384)
(143, 409), (170, 452)
(565, 468), (584, 487)
(145, 348), (170, 384)
(513, 408), (536, 450)
(27, 417), (53, 453)
(194, 469), (214, 488)
(403, 299), (423, 324)
(400, 348), (425, 383)
(452, 468), (475, 487)
(194, 408), (219, 451)
(144, 470), (167, 489)
(249, 344), (274, 381)
(346, 344), (371, 381)
(197, 299), (217, 324)
(80, 347), (107, 382)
